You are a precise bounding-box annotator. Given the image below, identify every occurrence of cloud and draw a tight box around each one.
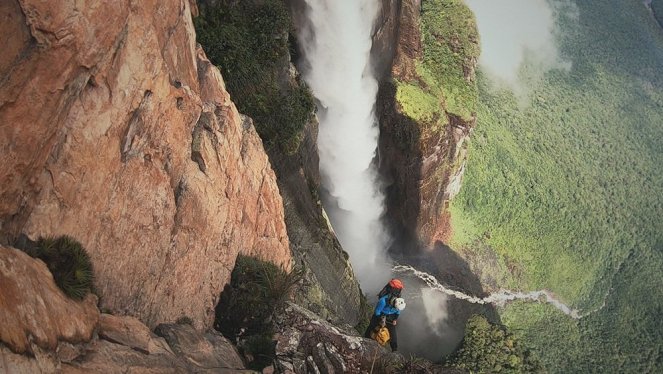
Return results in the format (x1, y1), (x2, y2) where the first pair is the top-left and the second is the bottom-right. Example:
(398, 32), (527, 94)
(465, 0), (578, 99)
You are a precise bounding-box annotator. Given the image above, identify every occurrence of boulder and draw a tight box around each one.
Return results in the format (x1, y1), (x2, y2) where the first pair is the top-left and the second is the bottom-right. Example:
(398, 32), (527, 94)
(0, 345), (59, 374)
(0, 245), (99, 354)
(274, 302), (387, 373)
(98, 313), (173, 355)
(63, 324), (250, 373)
(154, 323), (245, 371)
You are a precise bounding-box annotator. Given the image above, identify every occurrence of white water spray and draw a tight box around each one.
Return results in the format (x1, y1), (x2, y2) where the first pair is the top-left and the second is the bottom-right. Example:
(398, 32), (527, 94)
(394, 265), (592, 319)
(298, 0), (389, 292)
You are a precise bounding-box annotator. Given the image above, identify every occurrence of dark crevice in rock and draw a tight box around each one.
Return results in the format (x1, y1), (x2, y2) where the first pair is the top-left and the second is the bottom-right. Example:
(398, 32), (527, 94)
(86, 75), (98, 88)
(108, 23), (129, 73)
(191, 111), (216, 173)
(120, 90), (152, 163)
(173, 178), (186, 208)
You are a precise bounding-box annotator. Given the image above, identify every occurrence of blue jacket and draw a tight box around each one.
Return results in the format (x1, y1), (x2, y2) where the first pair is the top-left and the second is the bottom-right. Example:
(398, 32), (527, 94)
(374, 295), (401, 318)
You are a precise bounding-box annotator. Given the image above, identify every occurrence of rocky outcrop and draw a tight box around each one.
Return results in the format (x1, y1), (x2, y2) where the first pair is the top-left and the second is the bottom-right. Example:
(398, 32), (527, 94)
(2, 244), (316, 374)
(0, 0), (291, 330)
(273, 302), (386, 373)
(373, 0), (477, 249)
(0, 246), (249, 373)
(273, 302), (464, 374)
(98, 313), (174, 355)
(373, 0), (423, 82)
(0, 245), (99, 355)
(2, 318), (250, 374)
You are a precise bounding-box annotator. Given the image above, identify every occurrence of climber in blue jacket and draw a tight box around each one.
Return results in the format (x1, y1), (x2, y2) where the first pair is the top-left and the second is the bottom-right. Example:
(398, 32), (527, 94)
(364, 292), (406, 352)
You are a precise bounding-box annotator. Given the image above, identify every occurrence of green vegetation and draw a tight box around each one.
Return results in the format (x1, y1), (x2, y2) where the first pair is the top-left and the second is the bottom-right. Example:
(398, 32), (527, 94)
(396, 82), (441, 123)
(25, 236), (94, 300)
(446, 315), (542, 373)
(450, 0), (663, 371)
(395, 0), (479, 126)
(371, 353), (436, 374)
(500, 303), (583, 371)
(502, 247), (663, 372)
(214, 255), (301, 370)
(194, 0), (315, 154)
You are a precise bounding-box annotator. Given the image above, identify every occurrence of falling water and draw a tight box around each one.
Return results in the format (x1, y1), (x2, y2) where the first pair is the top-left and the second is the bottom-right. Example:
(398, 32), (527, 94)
(393, 264), (598, 319)
(298, 0), (390, 293)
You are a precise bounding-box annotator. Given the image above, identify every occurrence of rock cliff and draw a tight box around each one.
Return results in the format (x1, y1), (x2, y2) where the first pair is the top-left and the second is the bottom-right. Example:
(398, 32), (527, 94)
(373, 0), (479, 250)
(0, 0), (291, 330)
(0, 245), (251, 373)
(276, 0), (365, 326)
(268, 118), (365, 326)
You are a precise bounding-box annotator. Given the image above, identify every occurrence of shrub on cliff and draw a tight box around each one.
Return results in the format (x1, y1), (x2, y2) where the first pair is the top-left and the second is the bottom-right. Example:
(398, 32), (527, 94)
(24, 235), (95, 300)
(445, 315), (542, 373)
(214, 255), (301, 369)
(194, 0), (315, 154)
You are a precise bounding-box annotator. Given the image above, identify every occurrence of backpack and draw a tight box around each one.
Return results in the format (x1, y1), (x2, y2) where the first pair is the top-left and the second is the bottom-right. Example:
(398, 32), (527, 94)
(371, 326), (391, 346)
(377, 278), (403, 299)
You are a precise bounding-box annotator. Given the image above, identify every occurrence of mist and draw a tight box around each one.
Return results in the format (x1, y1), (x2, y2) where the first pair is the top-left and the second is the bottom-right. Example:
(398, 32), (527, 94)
(296, 0), (390, 294)
(465, 0), (577, 100)
(296, 0), (459, 359)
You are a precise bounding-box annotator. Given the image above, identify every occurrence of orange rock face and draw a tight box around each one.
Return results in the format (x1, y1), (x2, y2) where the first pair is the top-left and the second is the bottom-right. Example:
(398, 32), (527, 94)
(0, 0), (291, 329)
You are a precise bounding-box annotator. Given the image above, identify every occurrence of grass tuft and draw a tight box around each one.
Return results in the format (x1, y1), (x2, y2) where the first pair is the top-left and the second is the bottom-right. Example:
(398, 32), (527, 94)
(214, 255), (302, 370)
(26, 235), (95, 300)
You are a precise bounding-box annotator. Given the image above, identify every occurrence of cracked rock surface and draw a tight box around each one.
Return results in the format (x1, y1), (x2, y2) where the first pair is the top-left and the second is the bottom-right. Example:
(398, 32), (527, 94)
(0, 0), (291, 330)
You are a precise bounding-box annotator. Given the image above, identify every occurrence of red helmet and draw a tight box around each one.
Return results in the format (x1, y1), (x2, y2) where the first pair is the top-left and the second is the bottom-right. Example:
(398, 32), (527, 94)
(389, 278), (404, 290)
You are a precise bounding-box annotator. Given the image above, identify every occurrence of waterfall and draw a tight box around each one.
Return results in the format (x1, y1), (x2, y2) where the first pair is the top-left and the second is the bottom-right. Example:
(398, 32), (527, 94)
(393, 264), (608, 319)
(298, 0), (390, 293)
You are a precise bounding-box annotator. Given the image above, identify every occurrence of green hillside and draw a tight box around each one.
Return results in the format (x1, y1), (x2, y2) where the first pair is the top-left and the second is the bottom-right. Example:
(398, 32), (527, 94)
(450, 0), (663, 371)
